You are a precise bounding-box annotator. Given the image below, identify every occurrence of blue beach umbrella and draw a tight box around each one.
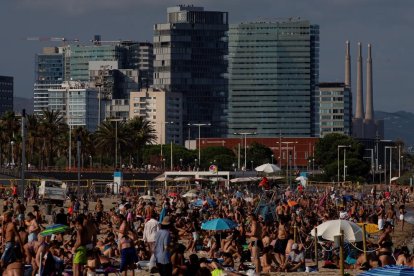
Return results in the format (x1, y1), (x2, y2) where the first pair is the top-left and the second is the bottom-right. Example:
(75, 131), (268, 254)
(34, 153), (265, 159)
(192, 198), (217, 208)
(201, 218), (238, 231)
(359, 265), (414, 276)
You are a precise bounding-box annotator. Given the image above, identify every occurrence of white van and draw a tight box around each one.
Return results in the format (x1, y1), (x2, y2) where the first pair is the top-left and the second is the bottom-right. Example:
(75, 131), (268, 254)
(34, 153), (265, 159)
(38, 179), (67, 206)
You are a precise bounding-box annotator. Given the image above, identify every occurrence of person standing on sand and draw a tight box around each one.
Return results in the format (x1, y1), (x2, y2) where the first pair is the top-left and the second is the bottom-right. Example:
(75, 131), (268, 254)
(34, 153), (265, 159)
(72, 215), (87, 276)
(154, 216), (172, 276)
(246, 213), (262, 273)
(1, 211), (24, 269)
(399, 205), (406, 231)
(377, 205), (385, 230)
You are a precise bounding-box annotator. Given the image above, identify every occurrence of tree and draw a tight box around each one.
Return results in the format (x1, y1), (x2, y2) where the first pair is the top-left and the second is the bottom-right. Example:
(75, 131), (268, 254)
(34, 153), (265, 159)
(314, 133), (370, 181)
(38, 109), (66, 167)
(246, 142), (273, 168)
(94, 120), (128, 167)
(200, 146), (235, 170)
(125, 117), (157, 166)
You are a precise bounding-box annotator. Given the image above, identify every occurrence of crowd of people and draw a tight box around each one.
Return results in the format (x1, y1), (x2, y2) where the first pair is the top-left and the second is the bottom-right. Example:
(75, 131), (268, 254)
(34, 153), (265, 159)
(0, 181), (413, 276)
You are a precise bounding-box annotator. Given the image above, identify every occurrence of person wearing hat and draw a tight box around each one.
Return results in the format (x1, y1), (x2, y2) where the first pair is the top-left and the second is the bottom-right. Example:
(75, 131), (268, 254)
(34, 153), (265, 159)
(282, 243), (305, 272)
(154, 216), (172, 276)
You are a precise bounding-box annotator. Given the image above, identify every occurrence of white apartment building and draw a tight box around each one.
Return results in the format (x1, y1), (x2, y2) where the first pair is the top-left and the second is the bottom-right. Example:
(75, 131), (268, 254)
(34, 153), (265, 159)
(129, 88), (182, 144)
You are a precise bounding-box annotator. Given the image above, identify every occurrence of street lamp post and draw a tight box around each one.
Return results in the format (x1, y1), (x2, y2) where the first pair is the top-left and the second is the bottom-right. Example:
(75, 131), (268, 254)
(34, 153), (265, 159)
(108, 118), (124, 168)
(365, 149), (375, 183)
(159, 121), (174, 166)
(179, 158), (183, 169)
(271, 154), (274, 164)
(312, 158), (315, 173)
(10, 140), (15, 166)
(385, 146), (397, 184)
(379, 165), (382, 184)
(337, 145), (351, 183)
(189, 123), (211, 166)
(276, 141), (296, 185)
(398, 145), (401, 178)
(234, 132), (256, 171)
(251, 160), (254, 171)
(89, 155), (92, 169)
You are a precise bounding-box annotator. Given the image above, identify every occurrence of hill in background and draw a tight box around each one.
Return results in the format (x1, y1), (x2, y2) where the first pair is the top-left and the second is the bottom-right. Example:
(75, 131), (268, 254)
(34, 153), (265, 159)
(376, 110), (414, 146)
(13, 97), (33, 114)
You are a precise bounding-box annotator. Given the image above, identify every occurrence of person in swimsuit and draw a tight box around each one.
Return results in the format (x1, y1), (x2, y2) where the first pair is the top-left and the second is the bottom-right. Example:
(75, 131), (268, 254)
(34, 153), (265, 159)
(246, 213), (262, 273)
(119, 234), (138, 275)
(377, 222), (395, 266)
(72, 215), (87, 276)
(274, 219), (289, 267)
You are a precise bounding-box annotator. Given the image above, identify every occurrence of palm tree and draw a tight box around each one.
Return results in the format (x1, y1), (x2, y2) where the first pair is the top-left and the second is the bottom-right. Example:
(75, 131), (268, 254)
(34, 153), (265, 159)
(26, 114), (41, 166)
(125, 117), (157, 166)
(73, 126), (94, 168)
(38, 109), (66, 167)
(0, 111), (20, 166)
(94, 120), (128, 167)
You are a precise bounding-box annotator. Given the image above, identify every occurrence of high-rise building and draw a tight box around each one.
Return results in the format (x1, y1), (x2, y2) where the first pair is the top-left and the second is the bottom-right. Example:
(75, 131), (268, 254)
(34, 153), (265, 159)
(35, 47), (64, 84)
(69, 44), (125, 82)
(47, 81), (101, 131)
(319, 83), (352, 137)
(33, 47), (65, 115)
(227, 19), (320, 137)
(153, 5), (228, 139)
(127, 42), (154, 88)
(106, 99), (130, 120)
(129, 88), (183, 144)
(0, 76), (13, 116)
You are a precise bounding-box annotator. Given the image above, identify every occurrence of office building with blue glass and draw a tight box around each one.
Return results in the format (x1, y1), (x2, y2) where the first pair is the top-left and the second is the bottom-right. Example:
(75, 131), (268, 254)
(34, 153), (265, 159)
(227, 19), (320, 137)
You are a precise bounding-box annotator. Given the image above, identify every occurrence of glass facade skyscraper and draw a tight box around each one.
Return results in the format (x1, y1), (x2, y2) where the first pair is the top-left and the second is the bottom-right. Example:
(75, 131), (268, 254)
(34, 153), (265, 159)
(227, 20), (320, 137)
(153, 6), (228, 139)
(34, 47), (65, 116)
(69, 44), (124, 82)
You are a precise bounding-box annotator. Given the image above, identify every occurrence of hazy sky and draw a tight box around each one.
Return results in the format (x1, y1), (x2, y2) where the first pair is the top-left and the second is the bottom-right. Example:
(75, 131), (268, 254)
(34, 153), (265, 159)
(1, 0), (413, 112)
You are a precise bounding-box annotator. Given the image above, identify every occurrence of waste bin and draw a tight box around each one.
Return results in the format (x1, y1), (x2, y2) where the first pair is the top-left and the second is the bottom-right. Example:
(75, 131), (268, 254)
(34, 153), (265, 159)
(46, 204), (53, 215)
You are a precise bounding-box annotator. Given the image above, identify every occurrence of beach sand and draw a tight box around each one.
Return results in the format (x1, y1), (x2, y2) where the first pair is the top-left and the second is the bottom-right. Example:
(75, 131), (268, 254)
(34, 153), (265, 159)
(1, 197), (412, 275)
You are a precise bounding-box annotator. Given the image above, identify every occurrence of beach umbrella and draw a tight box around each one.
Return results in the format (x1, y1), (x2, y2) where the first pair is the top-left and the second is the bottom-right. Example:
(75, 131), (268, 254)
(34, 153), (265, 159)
(255, 163), (281, 174)
(192, 198), (217, 208)
(174, 176), (192, 182)
(140, 195), (155, 201)
(310, 219), (363, 242)
(359, 265), (414, 276)
(295, 176), (308, 187)
(40, 224), (69, 236)
(154, 175), (173, 182)
(390, 177), (399, 182)
(287, 200), (298, 207)
(230, 177), (260, 183)
(168, 192), (179, 197)
(201, 218), (238, 231)
(182, 191), (198, 198)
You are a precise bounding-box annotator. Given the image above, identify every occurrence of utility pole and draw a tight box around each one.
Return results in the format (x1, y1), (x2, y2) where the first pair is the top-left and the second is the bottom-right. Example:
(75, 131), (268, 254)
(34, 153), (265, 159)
(77, 135), (81, 198)
(20, 109), (26, 200)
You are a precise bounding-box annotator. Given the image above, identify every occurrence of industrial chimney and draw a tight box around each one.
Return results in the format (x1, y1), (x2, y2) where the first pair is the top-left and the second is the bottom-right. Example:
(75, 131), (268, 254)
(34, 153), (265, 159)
(355, 42), (364, 119)
(365, 44), (374, 121)
(345, 41), (351, 88)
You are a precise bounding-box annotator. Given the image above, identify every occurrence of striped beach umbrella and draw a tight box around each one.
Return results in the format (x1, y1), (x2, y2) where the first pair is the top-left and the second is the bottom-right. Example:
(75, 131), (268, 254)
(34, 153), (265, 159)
(359, 265), (414, 276)
(40, 224), (69, 236)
